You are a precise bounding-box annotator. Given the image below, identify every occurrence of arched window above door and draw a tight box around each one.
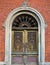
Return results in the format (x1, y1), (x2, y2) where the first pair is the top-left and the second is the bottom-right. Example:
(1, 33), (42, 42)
(12, 14), (38, 28)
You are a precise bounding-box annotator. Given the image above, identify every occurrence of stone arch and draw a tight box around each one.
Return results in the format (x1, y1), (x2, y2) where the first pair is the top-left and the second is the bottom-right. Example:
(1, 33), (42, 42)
(4, 7), (46, 65)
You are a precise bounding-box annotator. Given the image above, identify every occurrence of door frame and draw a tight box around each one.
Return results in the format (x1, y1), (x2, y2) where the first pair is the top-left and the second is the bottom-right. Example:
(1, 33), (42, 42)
(4, 7), (46, 65)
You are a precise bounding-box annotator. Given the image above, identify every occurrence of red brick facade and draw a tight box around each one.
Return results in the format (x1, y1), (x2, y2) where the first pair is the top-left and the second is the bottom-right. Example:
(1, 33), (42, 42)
(0, 0), (50, 62)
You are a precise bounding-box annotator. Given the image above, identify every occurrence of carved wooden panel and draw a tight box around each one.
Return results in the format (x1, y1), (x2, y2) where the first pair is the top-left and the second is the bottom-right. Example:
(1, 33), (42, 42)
(27, 55), (37, 62)
(27, 31), (37, 52)
(12, 55), (23, 64)
(12, 31), (23, 52)
(12, 31), (37, 52)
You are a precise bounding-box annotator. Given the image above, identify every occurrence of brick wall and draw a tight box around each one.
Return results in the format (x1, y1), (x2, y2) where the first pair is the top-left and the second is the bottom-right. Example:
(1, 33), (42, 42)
(0, 0), (50, 62)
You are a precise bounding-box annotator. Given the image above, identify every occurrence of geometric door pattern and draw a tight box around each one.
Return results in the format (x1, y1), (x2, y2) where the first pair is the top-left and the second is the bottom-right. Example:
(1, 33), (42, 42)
(12, 30), (38, 65)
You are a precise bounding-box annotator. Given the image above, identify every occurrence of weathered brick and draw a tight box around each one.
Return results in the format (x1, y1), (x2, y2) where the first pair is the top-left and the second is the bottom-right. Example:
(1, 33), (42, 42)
(0, 0), (50, 62)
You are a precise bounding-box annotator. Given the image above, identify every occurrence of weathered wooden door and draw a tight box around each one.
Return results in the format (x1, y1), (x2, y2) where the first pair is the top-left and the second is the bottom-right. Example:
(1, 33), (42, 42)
(11, 29), (38, 65)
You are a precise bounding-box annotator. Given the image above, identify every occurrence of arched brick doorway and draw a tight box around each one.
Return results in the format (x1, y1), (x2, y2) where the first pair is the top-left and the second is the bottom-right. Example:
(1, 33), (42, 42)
(4, 7), (46, 65)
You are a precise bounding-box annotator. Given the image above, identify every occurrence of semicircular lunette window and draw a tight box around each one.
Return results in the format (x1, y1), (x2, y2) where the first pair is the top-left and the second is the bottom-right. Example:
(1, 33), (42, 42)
(12, 14), (38, 28)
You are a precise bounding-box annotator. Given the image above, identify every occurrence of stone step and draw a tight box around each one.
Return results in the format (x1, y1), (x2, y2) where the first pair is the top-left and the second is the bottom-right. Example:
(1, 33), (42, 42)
(12, 62), (37, 65)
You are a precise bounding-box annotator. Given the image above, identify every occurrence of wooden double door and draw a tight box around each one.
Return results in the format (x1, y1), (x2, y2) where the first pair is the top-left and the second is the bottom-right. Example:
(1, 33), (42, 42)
(11, 29), (38, 65)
